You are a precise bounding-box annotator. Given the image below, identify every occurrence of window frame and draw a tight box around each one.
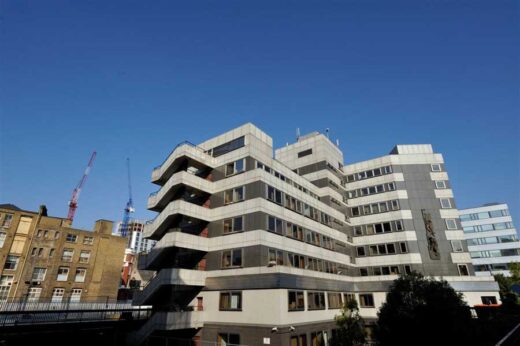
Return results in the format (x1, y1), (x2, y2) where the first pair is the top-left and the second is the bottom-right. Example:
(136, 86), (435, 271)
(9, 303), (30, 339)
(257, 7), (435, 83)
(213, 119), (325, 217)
(219, 291), (242, 311)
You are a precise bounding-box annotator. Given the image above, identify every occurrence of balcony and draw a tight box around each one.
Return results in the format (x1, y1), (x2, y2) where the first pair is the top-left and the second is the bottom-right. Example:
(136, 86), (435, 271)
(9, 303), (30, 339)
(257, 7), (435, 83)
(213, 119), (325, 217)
(129, 309), (203, 346)
(138, 232), (209, 270)
(148, 171), (213, 212)
(152, 143), (216, 185)
(144, 200), (212, 240)
(133, 269), (207, 306)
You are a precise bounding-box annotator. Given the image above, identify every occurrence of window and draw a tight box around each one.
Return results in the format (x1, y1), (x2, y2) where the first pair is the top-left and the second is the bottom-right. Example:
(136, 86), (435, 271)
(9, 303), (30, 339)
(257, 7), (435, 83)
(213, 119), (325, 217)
(0, 232), (6, 248)
(4, 255), (19, 270)
(1, 214), (13, 228)
(225, 159), (245, 176)
(328, 292), (343, 309)
(79, 251), (91, 263)
(51, 288), (65, 303)
(66, 234), (77, 243)
(74, 268), (87, 282)
(49, 248), (55, 257)
(54, 231), (60, 239)
(400, 242), (408, 253)
(307, 291), (326, 310)
(217, 334), (240, 346)
(356, 247), (365, 257)
(288, 253), (306, 268)
(221, 249), (242, 268)
(36, 229), (43, 237)
(70, 289), (82, 303)
(62, 249), (74, 262)
(290, 335), (308, 346)
(481, 296), (498, 305)
(360, 268), (368, 276)
(435, 181), (447, 189)
(440, 198), (452, 209)
(404, 265), (412, 274)
(458, 264), (469, 276)
(27, 287), (42, 302)
(268, 249), (284, 266)
(445, 219), (457, 230)
(0, 276), (14, 301)
(57, 267), (69, 281)
(83, 236), (94, 245)
(431, 164), (441, 172)
(451, 240), (463, 252)
(298, 149), (313, 158)
(211, 136), (245, 157)
(359, 294), (375, 307)
(219, 291), (242, 310)
(224, 186), (245, 204)
(288, 291), (305, 311)
(267, 216), (283, 234)
(31, 267), (47, 282)
(223, 217), (243, 234)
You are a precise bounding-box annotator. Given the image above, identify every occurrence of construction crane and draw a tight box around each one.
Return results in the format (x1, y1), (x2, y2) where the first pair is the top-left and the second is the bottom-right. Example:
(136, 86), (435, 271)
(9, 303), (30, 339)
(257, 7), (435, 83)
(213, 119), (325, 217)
(120, 158), (135, 237)
(67, 151), (97, 224)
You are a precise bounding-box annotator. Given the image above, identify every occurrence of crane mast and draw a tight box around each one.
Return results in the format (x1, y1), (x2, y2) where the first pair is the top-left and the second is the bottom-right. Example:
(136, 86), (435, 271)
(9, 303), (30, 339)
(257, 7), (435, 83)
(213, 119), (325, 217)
(67, 151), (96, 223)
(120, 158), (134, 237)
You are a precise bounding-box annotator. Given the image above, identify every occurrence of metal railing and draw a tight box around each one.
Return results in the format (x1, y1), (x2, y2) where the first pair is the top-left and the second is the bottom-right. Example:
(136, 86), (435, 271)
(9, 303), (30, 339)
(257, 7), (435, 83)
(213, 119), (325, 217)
(0, 296), (129, 312)
(0, 303), (151, 327)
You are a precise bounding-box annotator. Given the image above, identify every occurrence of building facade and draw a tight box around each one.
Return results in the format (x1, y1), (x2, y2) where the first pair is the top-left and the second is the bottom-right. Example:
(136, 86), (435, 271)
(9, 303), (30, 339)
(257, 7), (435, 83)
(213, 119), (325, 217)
(0, 204), (126, 304)
(133, 123), (499, 346)
(460, 203), (520, 276)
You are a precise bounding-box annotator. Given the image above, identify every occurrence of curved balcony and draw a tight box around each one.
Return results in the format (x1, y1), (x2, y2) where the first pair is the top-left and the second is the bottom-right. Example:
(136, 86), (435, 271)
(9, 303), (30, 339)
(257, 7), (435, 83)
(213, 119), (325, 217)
(144, 200), (212, 240)
(139, 232), (209, 270)
(152, 143), (217, 185)
(148, 171), (214, 211)
(133, 268), (207, 306)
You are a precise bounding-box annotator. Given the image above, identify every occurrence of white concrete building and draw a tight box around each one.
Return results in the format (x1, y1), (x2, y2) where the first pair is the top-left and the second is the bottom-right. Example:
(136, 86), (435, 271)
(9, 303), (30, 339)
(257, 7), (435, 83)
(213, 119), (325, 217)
(131, 123), (500, 346)
(460, 203), (520, 276)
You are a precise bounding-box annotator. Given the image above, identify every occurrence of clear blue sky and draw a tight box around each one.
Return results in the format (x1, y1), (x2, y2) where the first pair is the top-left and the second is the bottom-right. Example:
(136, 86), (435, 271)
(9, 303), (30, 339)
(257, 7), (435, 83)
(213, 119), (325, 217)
(1, 0), (518, 230)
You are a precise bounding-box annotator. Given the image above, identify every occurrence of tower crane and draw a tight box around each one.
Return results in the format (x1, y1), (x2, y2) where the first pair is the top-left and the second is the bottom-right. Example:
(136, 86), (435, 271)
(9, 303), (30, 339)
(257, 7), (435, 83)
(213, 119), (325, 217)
(120, 158), (135, 237)
(67, 151), (96, 224)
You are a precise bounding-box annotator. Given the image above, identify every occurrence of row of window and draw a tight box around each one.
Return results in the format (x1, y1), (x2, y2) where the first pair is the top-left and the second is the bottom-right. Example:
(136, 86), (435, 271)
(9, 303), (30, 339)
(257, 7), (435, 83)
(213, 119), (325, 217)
(347, 182), (396, 199)
(220, 247), (343, 274)
(345, 165), (393, 183)
(289, 290), (375, 310)
(207, 136), (245, 158)
(356, 242), (409, 257)
(474, 263), (510, 272)
(353, 220), (404, 236)
(470, 249), (520, 258)
(351, 199), (400, 217)
(463, 222), (514, 233)
(256, 161), (321, 201)
(360, 265), (411, 276)
(467, 234), (517, 246)
(0, 276), (83, 303)
(267, 215), (335, 250)
(270, 249), (340, 274)
(460, 209), (510, 221)
(266, 185), (334, 227)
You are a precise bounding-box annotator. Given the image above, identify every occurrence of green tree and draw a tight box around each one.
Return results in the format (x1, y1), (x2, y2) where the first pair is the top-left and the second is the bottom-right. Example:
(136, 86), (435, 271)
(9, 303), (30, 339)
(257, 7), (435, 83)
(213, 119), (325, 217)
(376, 272), (474, 346)
(329, 298), (366, 346)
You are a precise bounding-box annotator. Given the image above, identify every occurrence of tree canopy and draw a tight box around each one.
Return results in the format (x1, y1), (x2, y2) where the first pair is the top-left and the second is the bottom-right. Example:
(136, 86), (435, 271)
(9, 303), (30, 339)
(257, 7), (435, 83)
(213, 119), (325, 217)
(377, 272), (474, 346)
(329, 298), (366, 346)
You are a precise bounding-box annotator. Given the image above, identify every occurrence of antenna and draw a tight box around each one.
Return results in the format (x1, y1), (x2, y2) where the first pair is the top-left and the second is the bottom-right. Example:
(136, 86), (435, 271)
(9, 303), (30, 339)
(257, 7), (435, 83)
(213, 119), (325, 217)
(336, 139), (340, 147)
(325, 128), (330, 139)
(296, 128), (300, 141)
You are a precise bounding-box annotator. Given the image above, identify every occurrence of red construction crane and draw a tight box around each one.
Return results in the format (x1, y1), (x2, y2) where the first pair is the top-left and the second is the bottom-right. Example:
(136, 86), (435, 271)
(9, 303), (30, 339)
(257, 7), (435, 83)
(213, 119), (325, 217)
(67, 151), (97, 223)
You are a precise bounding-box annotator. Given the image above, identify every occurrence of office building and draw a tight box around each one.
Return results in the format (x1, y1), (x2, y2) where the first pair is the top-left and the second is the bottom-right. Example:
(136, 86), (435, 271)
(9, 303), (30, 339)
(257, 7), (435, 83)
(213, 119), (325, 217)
(133, 123), (499, 346)
(460, 203), (520, 276)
